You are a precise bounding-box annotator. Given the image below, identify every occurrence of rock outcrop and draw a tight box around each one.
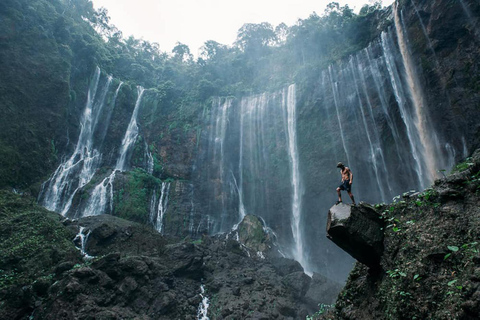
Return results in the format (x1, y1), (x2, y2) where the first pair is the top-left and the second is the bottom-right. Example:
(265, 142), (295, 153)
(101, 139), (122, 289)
(327, 203), (384, 269)
(319, 150), (480, 320)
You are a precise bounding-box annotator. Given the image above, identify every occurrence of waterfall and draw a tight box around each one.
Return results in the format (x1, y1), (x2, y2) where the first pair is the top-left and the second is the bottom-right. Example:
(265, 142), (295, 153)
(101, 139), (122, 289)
(284, 84), (307, 270)
(328, 66), (352, 166)
(349, 58), (389, 202)
(41, 68), (113, 215)
(116, 86), (146, 171)
(381, 31), (426, 189)
(82, 86), (145, 217)
(145, 142), (154, 175)
(73, 226), (93, 259)
(196, 285), (210, 320)
(198, 85), (309, 267)
(153, 182), (171, 233)
(394, 4), (440, 184)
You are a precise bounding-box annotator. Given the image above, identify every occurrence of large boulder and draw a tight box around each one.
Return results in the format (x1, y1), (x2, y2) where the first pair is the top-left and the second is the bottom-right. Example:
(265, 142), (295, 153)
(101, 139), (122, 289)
(326, 203), (384, 268)
(237, 214), (271, 252)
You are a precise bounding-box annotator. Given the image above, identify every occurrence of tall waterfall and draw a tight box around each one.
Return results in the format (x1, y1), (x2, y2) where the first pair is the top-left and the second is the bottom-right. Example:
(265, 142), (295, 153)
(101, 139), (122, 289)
(41, 68), (114, 215)
(285, 85), (306, 269)
(197, 86), (308, 270)
(195, 18), (466, 276)
(394, 3), (440, 185)
(82, 86), (145, 217)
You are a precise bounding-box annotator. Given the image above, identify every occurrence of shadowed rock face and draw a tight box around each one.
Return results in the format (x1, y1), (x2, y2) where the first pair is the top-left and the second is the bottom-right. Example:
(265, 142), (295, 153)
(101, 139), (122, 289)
(327, 203), (384, 268)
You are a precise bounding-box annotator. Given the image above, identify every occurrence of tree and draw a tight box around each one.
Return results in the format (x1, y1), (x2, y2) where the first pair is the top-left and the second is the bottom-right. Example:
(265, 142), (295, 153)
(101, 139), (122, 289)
(200, 40), (227, 61)
(172, 42), (193, 63)
(234, 22), (277, 52)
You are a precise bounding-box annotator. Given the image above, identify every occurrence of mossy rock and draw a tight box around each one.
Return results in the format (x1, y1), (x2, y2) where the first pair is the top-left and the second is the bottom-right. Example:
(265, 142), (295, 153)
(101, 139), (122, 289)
(237, 215), (270, 252)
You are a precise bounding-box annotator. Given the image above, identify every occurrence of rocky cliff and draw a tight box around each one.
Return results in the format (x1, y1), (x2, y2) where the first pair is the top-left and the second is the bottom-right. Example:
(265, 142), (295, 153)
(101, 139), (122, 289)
(1, 0), (480, 301)
(0, 192), (342, 319)
(316, 150), (480, 319)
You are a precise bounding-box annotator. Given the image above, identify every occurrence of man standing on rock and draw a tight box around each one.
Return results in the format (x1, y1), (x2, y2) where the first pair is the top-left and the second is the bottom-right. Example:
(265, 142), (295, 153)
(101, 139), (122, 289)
(336, 162), (356, 205)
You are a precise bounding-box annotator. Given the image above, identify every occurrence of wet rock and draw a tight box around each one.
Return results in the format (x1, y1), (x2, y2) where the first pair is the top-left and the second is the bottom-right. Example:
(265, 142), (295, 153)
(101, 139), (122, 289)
(238, 215), (270, 252)
(270, 257), (304, 276)
(282, 271), (311, 298)
(73, 215), (166, 257)
(304, 272), (343, 307)
(55, 261), (76, 274)
(327, 203), (384, 268)
(72, 267), (95, 279)
(437, 188), (463, 202)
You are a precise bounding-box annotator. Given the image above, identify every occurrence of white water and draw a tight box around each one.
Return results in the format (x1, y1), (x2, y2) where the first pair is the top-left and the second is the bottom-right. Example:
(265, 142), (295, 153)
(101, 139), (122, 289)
(74, 226), (93, 259)
(116, 86), (146, 171)
(42, 68), (112, 215)
(155, 182), (171, 233)
(237, 100), (247, 221)
(381, 31), (426, 189)
(82, 86), (145, 217)
(196, 285), (210, 320)
(145, 142), (154, 174)
(394, 4), (439, 183)
(285, 84), (307, 271)
(328, 66), (352, 166)
(349, 58), (388, 202)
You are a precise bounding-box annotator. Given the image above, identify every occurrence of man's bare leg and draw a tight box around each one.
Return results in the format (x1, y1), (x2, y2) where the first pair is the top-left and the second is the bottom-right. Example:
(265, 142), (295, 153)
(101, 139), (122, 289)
(336, 187), (342, 204)
(348, 191), (356, 205)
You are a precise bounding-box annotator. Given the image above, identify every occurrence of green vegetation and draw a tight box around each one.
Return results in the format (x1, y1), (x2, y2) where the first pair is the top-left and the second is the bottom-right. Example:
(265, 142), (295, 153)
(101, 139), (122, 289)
(0, 191), (80, 289)
(307, 303), (335, 319)
(331, 157), (480, 320)
(113, 169), (162, 224)
(0, 0), (389, 191)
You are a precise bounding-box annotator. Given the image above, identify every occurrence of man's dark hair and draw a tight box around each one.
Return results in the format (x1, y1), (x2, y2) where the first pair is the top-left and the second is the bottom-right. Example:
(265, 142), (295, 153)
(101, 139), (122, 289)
(337, 162), (344, 168)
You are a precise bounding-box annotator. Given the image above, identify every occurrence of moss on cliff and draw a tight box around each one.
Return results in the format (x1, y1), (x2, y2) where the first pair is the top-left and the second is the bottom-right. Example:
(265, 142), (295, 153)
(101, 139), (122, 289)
(0, 191), (80, 289)
(318, 151), (480, 320)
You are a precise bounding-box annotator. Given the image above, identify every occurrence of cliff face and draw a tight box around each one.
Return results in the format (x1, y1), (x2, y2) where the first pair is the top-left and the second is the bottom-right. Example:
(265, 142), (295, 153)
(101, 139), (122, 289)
(1, 0), (480, 284)
(319, 150), (480, 319)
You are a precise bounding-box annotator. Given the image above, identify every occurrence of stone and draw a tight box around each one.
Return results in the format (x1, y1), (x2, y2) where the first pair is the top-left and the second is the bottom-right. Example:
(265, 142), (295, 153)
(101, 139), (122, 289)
(326, 203), (384, 268)
(238, 215), (270, 252)
(304, 272), (343, 307)
(281, 271), (311, 298)
(270, 257), (304, 276)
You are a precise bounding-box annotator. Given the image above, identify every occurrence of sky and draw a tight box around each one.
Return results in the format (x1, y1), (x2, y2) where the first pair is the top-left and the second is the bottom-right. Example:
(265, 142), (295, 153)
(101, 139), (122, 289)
(91, 0), (395, 56)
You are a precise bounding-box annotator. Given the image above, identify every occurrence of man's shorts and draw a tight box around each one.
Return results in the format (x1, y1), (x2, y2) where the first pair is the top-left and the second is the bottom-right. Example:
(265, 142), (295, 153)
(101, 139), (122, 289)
(338, 180), (352, 192)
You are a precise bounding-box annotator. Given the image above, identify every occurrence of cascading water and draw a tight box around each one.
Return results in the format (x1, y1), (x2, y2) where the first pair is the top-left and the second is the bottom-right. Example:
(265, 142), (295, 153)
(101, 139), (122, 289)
(145, 142), (154, 175)
(41, 68), (113, 215)
(73, 226), (93, 259)
(116, 86), (146, 172)
(394, 3), (441, 183)
(285, 84), (307, 270)
(150, 181), (171, 233)
(197, 85), (309, 270)
(82, 86), (145, 217)
(196, 285), (210, 320)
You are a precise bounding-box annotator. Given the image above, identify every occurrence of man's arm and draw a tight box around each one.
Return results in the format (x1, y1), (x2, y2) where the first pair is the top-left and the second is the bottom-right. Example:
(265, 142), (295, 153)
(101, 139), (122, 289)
(349, 169), (353, 184)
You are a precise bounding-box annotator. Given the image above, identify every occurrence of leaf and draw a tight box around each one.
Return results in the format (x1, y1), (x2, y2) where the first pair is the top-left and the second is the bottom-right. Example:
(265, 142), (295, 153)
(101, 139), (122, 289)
(444, 253), (451, 260)
(399, 272), (407, 277)
(447, 246), (459, 252)
(413, 274), (420, 281)
(448, 280), (457, 286)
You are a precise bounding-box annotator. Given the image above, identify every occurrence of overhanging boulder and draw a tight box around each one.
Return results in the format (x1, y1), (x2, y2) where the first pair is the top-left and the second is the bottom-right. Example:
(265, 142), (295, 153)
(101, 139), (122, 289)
(327, 203), (384, 268)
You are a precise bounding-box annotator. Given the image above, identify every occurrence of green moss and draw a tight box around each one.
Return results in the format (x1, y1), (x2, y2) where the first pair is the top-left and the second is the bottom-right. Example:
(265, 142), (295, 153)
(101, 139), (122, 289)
(0, 191), (80, 290)
(113, 169), (162, 224)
